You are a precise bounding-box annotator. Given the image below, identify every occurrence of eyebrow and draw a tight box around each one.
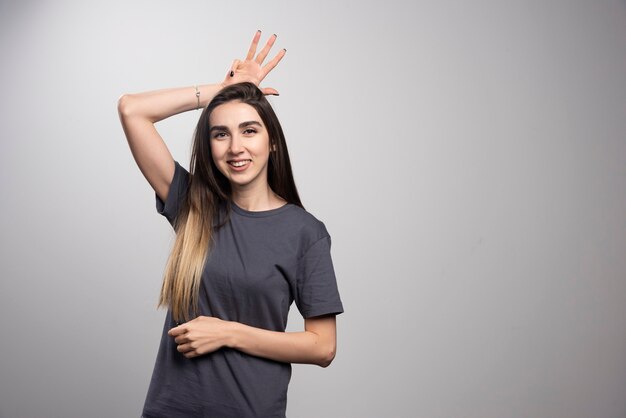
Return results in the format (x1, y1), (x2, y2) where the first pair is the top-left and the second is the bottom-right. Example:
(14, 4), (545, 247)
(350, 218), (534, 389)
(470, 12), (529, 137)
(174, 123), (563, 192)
(209, 121), (262, 133)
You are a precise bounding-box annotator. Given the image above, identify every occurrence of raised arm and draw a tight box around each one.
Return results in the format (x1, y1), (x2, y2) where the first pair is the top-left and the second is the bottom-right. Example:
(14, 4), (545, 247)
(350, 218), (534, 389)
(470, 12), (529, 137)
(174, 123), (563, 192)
(116, 30), (286, 202)
(117, 83), (225, 202)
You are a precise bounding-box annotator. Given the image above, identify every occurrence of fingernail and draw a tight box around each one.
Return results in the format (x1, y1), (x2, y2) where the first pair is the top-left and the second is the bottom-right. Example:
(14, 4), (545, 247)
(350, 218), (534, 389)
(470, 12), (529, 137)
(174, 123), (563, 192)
(272, 93), (280, 96)
(257, 29), (261, 33)
(230, 71), (234, 77)
(283, 48), (287, 52)
(273, 33), (277, 37)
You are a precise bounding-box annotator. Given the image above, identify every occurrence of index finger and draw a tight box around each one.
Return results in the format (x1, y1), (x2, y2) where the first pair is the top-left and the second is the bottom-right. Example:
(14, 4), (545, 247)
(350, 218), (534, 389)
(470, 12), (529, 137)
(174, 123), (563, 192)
(168, 325), (187, 337)
(245, 30), (262, 61)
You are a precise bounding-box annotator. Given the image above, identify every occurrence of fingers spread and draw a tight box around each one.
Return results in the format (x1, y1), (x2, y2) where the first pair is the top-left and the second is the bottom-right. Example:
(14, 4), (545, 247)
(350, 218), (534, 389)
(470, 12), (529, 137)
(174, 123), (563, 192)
(255, 33), (277, 65)
(246, 30), (262, 61)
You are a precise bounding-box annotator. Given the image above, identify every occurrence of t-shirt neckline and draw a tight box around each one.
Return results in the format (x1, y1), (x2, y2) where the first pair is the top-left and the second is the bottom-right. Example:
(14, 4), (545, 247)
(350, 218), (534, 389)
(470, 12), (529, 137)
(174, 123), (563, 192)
(231, 201), (293, 218)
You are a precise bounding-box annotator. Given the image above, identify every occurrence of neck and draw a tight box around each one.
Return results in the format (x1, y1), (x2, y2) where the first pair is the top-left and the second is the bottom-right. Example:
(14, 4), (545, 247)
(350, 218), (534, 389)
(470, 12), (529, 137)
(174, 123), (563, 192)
(231, 182), (286, 211)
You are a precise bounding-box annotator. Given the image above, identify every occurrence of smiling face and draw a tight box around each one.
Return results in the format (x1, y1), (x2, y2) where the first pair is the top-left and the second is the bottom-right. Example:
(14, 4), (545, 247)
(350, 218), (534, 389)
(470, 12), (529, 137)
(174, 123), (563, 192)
(209, 100), (274, 192)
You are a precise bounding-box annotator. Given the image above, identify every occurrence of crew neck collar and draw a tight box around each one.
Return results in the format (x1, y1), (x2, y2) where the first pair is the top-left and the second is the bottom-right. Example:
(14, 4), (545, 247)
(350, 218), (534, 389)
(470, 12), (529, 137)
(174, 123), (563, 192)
(231, 201), (293, 218)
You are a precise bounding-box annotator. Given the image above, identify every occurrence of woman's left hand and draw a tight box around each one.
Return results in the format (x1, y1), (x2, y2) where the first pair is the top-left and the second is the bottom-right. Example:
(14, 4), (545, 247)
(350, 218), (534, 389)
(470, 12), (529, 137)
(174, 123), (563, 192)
(168, 316), (232, 358)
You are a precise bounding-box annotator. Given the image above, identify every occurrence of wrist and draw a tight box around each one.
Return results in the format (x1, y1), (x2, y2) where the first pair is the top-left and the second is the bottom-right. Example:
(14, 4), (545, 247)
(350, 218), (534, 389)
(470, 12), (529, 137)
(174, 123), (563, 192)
(224, 320), (242, 349)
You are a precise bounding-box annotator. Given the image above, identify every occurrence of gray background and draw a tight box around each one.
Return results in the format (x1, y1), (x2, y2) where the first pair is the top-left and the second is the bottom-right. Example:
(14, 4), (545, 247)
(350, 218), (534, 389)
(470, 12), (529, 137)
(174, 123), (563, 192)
(1, 0), (625, 417)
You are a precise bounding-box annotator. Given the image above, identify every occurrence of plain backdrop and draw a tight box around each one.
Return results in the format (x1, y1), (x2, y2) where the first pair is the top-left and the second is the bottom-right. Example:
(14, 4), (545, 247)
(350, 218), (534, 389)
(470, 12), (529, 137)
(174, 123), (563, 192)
(1, 0), (625, 417)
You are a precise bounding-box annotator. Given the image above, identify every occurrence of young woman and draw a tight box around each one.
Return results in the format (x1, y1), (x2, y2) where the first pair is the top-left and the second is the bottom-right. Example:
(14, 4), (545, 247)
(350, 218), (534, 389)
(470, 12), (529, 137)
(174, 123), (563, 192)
(117, 31), (344, 418)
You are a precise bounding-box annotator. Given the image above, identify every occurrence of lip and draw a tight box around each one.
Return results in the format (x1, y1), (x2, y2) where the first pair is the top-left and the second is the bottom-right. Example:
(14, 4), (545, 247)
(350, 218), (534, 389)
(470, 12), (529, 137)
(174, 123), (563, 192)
(227, 159), (251, 172)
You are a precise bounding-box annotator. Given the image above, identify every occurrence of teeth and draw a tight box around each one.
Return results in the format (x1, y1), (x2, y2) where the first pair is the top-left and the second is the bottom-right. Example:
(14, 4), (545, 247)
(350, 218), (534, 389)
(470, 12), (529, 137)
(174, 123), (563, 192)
(229, 160), (251, 167)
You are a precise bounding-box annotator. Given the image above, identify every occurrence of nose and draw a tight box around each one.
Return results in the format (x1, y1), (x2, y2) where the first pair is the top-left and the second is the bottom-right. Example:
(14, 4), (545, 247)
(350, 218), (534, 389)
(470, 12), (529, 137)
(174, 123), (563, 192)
(229, 134), (243, 154)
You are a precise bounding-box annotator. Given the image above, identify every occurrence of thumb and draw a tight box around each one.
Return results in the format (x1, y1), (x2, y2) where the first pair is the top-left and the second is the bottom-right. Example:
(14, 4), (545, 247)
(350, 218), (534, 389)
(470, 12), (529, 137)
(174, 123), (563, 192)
(226, 59), (241, 78)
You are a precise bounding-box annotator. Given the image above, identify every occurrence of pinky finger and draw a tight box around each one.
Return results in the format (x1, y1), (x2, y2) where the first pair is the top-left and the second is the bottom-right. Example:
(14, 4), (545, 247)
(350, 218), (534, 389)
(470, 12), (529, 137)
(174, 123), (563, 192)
(261, 87), (280, 96)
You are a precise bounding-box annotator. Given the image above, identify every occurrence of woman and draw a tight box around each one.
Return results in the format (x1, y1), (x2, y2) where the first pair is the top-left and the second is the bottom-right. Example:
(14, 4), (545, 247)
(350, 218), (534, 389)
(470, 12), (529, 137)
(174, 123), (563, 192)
(117, 30), (344, 418)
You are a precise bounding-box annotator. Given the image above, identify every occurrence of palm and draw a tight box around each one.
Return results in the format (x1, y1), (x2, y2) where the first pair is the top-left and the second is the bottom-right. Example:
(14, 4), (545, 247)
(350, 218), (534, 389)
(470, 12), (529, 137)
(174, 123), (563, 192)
(228, 60), (264, 86)
(222, 31), (286, 96)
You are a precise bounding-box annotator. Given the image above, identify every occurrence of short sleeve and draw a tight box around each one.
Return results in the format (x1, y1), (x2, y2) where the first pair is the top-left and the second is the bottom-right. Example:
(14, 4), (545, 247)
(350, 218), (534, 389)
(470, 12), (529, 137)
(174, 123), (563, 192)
(155, 160), (190, 228)
(294, 234), (344, 319)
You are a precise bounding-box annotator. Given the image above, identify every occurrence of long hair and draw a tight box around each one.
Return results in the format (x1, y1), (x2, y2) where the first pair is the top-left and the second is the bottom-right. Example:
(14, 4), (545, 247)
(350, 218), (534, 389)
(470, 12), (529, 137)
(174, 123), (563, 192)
(158, 82), (303, 323)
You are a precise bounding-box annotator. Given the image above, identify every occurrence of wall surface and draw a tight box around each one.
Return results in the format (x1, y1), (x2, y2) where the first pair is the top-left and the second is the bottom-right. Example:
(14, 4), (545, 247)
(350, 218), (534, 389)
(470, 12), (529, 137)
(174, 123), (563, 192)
(1, 0), (625, 417)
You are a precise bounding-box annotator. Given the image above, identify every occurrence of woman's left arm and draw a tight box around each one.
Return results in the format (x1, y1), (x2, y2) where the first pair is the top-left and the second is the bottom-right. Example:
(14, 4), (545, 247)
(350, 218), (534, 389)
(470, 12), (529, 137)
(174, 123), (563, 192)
(168, 315), (337, 367)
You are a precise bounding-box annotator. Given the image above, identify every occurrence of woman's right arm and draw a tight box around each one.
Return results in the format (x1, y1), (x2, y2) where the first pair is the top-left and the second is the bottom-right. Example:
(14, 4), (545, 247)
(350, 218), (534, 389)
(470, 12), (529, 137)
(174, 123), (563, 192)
(117, 30), (285, 203)
(117, 83), (225, 203)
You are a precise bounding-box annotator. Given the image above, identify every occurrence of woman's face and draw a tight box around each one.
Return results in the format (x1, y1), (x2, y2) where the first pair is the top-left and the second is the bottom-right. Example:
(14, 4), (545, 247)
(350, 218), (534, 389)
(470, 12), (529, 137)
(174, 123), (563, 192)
(209, 101), (273, 192)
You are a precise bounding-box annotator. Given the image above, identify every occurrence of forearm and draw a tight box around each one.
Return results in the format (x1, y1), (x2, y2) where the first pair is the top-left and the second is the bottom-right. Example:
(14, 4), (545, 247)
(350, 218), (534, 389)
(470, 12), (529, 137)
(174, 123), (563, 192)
(118, 83), (225, 123)
(226, 322), (336, 368)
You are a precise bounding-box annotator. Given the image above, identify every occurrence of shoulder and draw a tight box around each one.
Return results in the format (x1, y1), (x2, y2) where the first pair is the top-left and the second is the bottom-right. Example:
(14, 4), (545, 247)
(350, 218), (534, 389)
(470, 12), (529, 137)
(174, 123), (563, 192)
(284, 205), (332, 256)
(285, 205), (329, 236)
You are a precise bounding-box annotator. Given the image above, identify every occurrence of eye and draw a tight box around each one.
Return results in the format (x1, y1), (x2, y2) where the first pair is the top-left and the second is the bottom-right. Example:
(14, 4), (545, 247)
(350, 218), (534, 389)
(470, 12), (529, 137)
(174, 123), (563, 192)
(243, 128), (257, 135)
(212, 132), (227, 139)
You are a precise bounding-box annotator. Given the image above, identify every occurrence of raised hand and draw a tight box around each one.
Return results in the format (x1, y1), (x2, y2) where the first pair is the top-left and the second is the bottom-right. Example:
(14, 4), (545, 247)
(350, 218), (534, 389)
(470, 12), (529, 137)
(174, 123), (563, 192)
(222, 30), (286, 95)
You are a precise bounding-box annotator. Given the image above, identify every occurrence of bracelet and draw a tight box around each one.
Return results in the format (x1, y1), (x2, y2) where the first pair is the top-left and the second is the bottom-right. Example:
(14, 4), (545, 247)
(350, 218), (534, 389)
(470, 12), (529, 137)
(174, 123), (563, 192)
(194, 85), (200, 110)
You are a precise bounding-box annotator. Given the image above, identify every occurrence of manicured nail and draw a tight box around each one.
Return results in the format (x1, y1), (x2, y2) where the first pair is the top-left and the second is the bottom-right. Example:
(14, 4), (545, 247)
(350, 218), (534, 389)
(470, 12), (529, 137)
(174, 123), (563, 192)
(257, 29), (261, 33)
(273, 33), (277, 37)
(230, 71), (234, 77)
(272, 93), (280, 96)
(283, 48), (286, 52)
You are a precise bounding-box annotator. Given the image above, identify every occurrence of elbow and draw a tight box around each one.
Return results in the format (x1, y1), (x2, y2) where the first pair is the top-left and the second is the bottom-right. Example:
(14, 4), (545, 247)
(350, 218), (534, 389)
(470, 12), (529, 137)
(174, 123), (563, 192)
(117, 93), (134, 118)
(317, 344), (336, 368)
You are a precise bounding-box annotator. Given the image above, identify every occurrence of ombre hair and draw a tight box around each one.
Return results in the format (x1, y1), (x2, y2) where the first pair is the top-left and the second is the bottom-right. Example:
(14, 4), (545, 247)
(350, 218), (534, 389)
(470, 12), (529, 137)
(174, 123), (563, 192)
(158, 82), (303, 323)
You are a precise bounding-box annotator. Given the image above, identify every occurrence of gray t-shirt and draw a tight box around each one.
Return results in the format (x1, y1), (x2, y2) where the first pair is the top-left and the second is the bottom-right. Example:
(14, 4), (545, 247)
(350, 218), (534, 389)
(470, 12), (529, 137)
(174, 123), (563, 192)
(141, 161), (344, 418)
